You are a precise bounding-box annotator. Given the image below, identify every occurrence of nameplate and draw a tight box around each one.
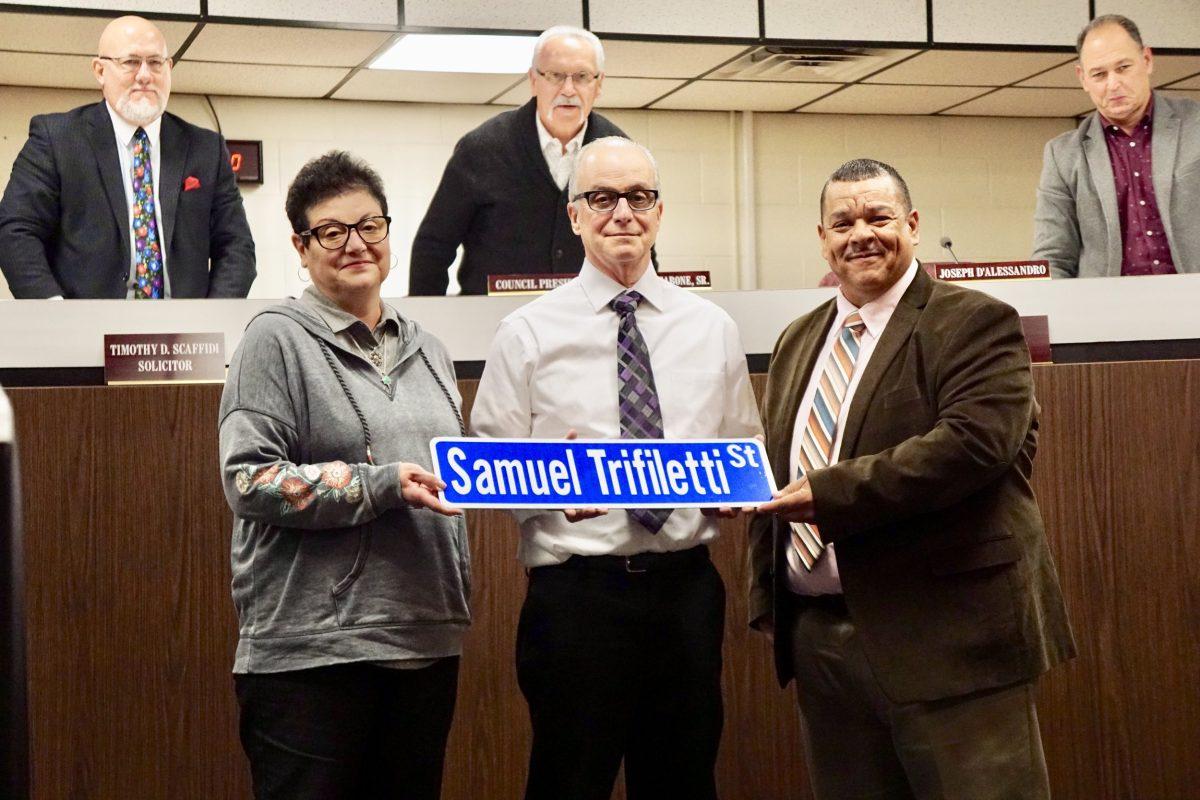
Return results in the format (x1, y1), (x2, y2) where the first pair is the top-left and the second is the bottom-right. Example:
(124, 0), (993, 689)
(926, 260), (1051, 282)
(487, 271), (712, 295)
(103, 332), (225, 385)
(431, 438), (775, 508)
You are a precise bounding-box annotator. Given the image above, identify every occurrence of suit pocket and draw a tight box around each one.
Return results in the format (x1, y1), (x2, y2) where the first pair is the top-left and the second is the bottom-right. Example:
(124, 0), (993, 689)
(883, 385), (923, 407)
(929, 535), (1021, 576)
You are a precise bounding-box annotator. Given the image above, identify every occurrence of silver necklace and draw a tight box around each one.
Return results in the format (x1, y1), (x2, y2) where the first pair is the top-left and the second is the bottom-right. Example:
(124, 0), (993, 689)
(349, 333), (392, 386)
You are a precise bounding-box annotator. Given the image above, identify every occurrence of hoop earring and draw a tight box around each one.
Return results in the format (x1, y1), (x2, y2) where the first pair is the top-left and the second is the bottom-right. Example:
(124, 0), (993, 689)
(297, 265), (310, 283)
(390, 253), (399, 270)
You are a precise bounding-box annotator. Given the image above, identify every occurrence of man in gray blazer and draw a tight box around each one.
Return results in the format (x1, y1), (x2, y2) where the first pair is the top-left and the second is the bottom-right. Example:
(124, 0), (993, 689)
(1034, 14), (1200, 278)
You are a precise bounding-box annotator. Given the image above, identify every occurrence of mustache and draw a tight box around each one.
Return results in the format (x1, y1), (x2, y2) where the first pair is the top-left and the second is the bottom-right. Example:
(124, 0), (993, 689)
(553, 97), (582, 108)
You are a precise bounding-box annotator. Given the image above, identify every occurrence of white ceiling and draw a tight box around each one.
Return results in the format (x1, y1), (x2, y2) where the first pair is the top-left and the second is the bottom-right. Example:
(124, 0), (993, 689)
(1, 11), (1198, 118)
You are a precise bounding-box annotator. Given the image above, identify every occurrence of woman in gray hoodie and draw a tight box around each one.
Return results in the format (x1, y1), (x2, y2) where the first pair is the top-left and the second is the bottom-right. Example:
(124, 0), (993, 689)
(218, 151), (470, 800)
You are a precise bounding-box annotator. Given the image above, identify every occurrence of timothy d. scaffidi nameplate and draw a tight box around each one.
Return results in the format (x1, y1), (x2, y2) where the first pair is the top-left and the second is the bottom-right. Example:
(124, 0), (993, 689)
(103, 332), (225, 385)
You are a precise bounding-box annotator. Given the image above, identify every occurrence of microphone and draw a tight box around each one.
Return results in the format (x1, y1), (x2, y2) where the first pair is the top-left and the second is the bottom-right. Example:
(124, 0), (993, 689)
(939, 236), (961, 264)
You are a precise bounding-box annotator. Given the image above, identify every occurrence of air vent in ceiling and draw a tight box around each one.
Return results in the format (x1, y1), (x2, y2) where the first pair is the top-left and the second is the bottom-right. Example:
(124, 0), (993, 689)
(713, 46), (910, 83)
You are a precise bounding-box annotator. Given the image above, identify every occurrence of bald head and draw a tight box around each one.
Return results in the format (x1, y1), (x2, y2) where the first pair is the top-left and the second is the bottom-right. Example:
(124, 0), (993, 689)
(93, 16), (172, 126)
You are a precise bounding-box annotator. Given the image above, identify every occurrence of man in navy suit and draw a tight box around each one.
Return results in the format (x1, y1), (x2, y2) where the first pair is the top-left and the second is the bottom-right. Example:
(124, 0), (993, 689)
(0, 16), (255, 299)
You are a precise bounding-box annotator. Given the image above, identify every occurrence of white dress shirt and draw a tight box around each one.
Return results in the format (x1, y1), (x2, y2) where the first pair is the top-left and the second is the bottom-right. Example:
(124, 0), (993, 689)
(535, 114), (587, 191)
(471, 260), (764, 567)
(786, 259), (920, 595)
(105, 103), (169, 298)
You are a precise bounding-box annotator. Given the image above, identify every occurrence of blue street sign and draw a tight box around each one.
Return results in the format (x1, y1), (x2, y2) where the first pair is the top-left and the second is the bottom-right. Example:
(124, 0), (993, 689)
(430, 438), (776, 509)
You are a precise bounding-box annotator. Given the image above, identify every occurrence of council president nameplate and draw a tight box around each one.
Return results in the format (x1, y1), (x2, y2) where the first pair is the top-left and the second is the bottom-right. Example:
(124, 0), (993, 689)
(431, 438), (775, 509)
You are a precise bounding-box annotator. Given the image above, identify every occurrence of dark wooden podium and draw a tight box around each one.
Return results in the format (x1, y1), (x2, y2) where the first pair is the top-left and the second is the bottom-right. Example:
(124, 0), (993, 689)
(4, 354), (1199, 800)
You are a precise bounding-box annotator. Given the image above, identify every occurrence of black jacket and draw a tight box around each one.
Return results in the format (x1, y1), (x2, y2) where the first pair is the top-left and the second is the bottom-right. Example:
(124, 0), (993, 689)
(0, 102), (255, 299)
(409, 99), (629, 296)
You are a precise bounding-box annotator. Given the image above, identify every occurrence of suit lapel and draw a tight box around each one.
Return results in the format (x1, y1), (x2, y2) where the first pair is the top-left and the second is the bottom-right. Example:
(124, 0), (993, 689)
(1151, 95), (1180, 248)
(86, 103), (131, 266)
(838, 269), (932, 459)
(1080, 113), (1122, 277)
(769, 301), (837, 488)
(516, 100), (562, 195)
(157, 113), (187, 255)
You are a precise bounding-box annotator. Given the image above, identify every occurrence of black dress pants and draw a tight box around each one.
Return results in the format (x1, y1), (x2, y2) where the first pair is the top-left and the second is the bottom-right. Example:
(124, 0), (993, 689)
(517, 546), (725, 800)
(234, 657), (459, 800)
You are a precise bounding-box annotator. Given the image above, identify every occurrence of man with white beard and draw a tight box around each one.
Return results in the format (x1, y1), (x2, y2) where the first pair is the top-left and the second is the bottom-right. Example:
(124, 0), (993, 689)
(0, 16), (255, 298)
(409, 26), (643, 295)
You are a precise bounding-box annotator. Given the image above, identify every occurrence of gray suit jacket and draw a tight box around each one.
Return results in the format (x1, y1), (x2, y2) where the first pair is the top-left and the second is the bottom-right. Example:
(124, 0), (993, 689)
(1033, 92), (1200, 278)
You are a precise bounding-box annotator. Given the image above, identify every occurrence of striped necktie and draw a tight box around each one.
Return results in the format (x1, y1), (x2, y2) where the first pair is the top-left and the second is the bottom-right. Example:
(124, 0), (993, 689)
(790, 312), (867, 570)
(612, 290), (671, 534)
(130, 127), (164, 299)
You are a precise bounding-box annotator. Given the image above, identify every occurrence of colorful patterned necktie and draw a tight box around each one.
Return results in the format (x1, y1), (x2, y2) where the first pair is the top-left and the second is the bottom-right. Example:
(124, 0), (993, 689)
(612, 290), (671, 534)
(130, 127), (164, 299)
(789, 312), (867, 570)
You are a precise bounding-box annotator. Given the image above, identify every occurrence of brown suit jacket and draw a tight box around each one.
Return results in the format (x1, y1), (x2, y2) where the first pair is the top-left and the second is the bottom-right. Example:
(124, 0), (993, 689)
(747, 269), (1075, 704)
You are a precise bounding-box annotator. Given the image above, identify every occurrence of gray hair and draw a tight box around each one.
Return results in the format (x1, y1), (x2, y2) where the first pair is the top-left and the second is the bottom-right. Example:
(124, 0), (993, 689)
(1076, 14), (1143, 56)
(532, 26), (605, 73)
(567, 136), (660, 200)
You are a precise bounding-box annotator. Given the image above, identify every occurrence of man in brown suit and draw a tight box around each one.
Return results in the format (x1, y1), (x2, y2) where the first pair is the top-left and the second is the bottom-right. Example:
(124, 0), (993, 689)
(749, 158), (1075, 800)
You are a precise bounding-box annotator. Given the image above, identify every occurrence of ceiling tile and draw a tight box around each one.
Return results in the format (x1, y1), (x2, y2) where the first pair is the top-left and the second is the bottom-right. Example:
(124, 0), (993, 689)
(0, 52), (98, 89)
(801, 84), (987, 115)
(333, 70), (521, 104)
(941, 87), (1093, 117)
(600, 40), (748, 79)
(1019, 55), (1200, 88)
(708, 48), (921, 84)
(1167, 74), (1200, 90)
(0, 13), (196, 56)
(650, 80), (837, 112)
(182, 24), (393, 68)
(865, 50), (1074, 87)
(206, 0), (396, 26)
(171, 61), (348, 98)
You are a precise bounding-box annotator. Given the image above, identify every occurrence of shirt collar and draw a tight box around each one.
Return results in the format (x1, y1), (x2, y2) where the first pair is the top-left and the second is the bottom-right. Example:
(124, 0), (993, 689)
(578, 258), (665, 314)
(535, 112), (587, 157)
(104, 101), (163, 150)
(835, 259), (919, 339)
(301, 284), (399, 338)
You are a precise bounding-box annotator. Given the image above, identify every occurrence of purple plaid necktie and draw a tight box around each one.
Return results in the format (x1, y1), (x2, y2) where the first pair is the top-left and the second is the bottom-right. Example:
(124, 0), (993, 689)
(131, 127), (164, 299)
(612, 290), (671, 533)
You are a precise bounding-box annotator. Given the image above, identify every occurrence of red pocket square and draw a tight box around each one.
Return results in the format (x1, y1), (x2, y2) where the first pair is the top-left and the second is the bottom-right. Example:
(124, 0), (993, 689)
(183, 175), (201, 191)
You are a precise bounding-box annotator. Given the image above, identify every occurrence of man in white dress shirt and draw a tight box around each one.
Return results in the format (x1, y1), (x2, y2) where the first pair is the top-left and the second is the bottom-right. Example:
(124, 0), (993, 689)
(471, 137), (762, 800)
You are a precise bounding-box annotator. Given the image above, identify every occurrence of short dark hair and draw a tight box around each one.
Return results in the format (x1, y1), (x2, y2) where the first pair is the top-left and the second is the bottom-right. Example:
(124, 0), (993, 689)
(819, 158), (912, 218)
(1076, 14), (1143, 56)
(285, 151), (388, 234)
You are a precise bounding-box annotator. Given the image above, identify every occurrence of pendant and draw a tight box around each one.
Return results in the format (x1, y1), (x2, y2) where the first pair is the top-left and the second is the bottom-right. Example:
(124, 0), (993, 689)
(381, 375), (392, 386)
(369, 348), (383, 368)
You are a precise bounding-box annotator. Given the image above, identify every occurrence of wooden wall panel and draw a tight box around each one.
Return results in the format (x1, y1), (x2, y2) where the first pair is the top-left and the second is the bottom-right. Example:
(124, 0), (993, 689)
(8, 358), (1199, 800)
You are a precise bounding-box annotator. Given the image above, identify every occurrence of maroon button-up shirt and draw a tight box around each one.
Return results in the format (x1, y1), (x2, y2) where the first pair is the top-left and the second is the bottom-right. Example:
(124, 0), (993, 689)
(1102, 99), (1177, 275)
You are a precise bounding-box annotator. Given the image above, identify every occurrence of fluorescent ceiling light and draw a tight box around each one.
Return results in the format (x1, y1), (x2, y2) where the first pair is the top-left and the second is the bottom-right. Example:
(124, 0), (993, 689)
(371, 34), (536, 73)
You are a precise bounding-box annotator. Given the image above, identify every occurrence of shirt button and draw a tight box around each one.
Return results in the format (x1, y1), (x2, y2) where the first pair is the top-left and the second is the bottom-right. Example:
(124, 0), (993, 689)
(1146, 231), (1153, 236)
(1139, 200), (1146, 205)
(554, 249), (564, 259)
(1129, 141), (1136, 147)
(1134, 171), (1140, 177)
(1153, 260), (1160, 266)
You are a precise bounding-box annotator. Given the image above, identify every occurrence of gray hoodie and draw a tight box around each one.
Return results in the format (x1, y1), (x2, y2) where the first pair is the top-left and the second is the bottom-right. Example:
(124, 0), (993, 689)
(219, 299), (470, 673)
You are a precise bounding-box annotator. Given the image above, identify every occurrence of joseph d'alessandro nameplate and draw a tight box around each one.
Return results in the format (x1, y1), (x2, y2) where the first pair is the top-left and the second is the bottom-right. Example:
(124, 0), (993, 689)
(431, 438), (775, 509)
(104, 332), (225, 385)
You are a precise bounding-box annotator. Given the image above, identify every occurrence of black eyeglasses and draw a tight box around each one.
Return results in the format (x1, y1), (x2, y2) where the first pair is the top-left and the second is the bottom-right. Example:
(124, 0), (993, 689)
(97, 55), (171, 74)
(300, 216), (391, 250)
(571, 189), (660, 213)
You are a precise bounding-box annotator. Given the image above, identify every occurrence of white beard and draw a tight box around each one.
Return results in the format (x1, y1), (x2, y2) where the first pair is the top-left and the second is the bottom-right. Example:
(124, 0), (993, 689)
(117, 93), (165, 126)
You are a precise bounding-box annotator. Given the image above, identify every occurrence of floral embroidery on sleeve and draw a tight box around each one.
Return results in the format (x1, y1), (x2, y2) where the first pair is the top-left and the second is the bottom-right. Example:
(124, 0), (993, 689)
(235, 460), (363, 513)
